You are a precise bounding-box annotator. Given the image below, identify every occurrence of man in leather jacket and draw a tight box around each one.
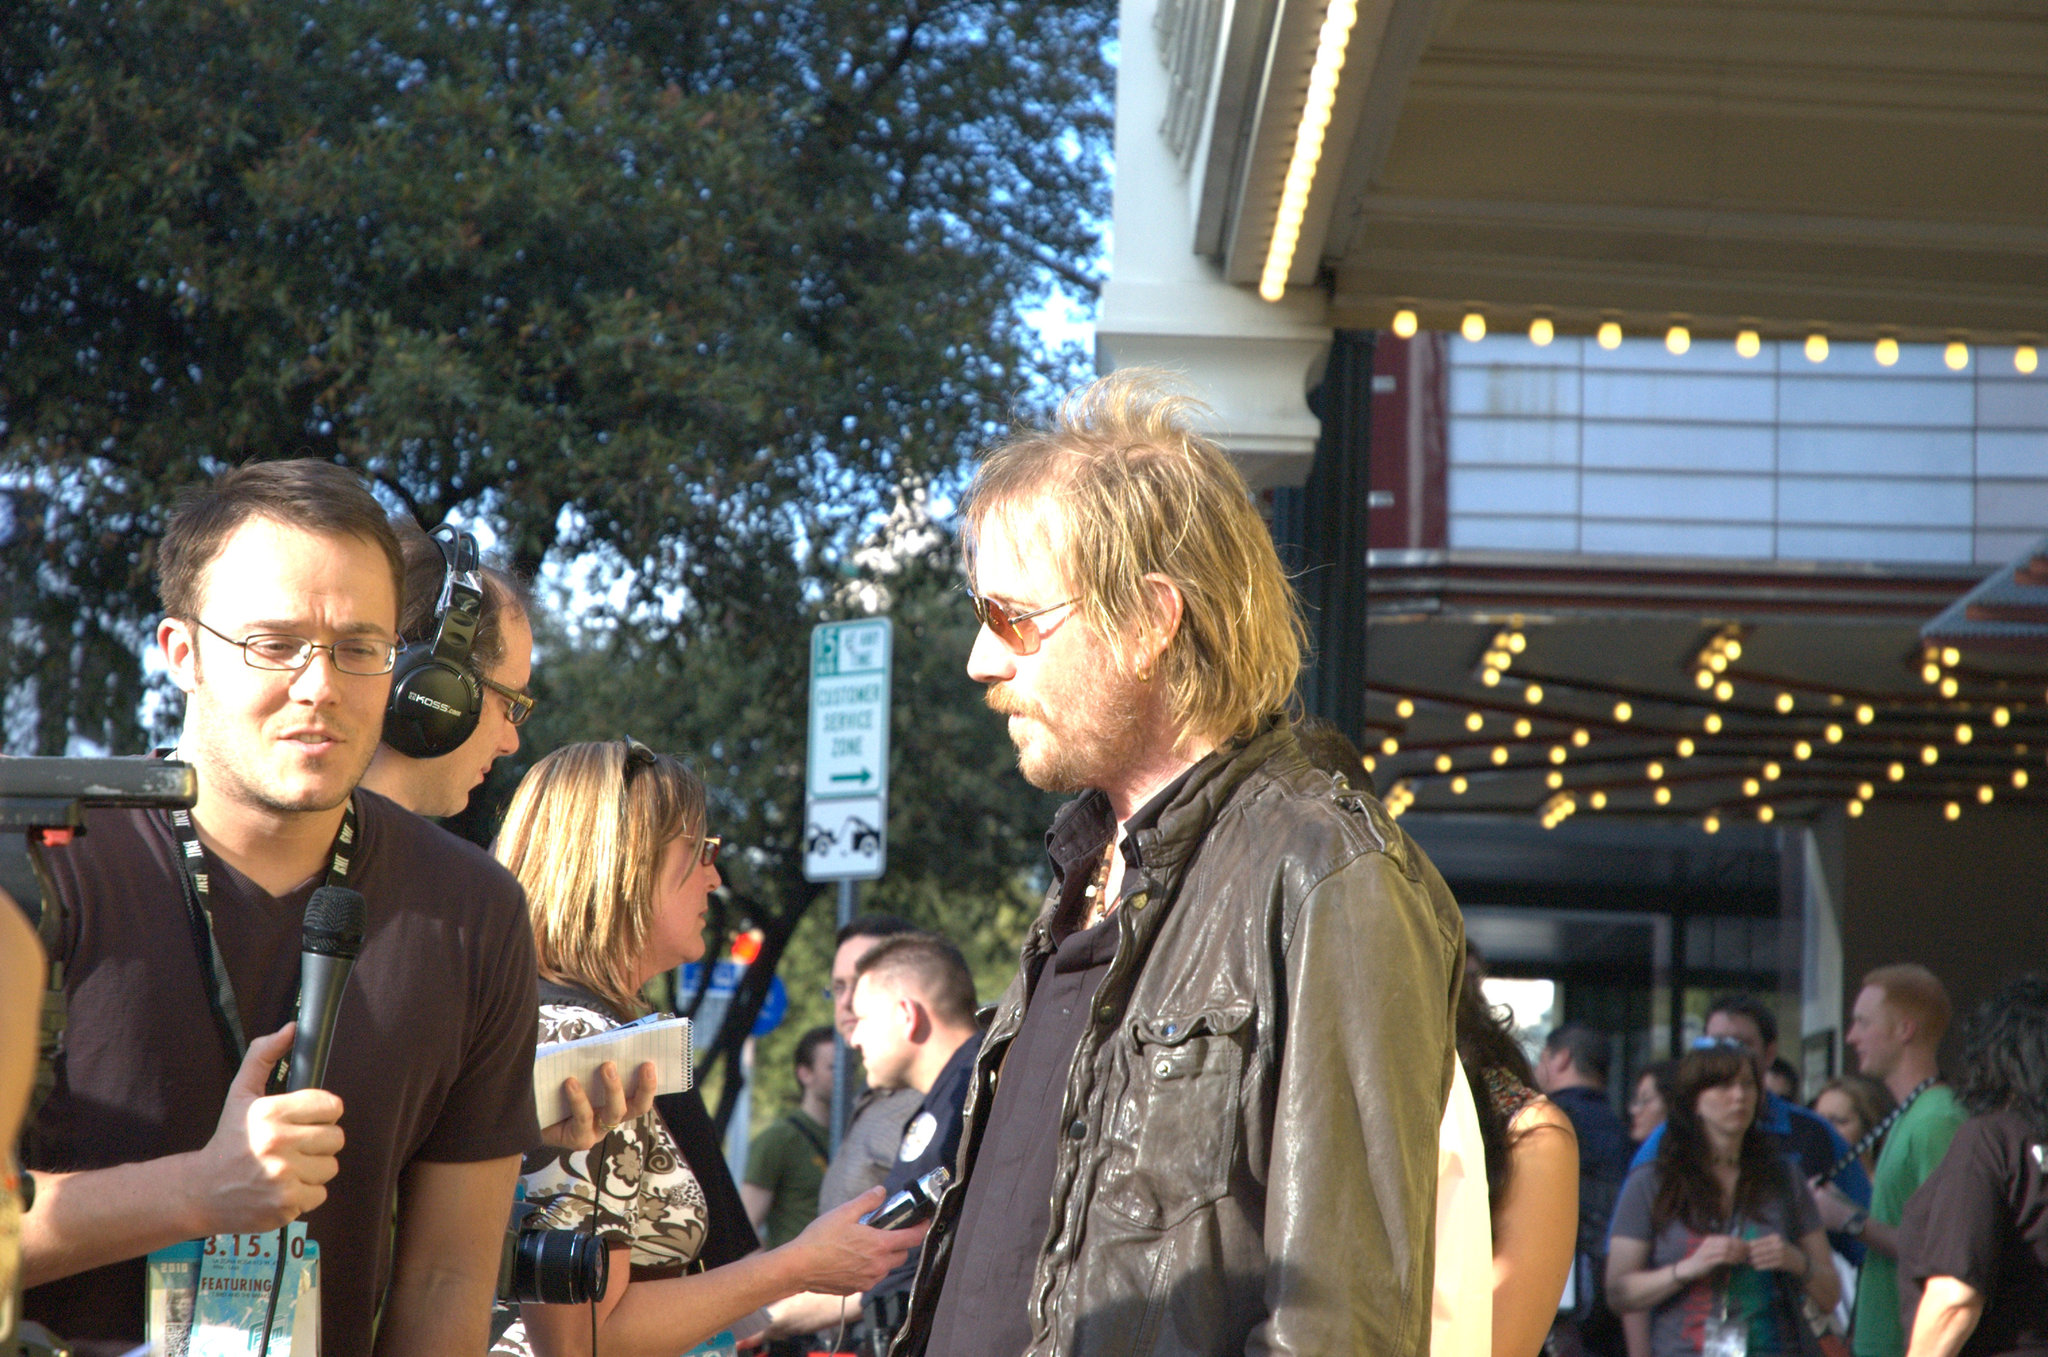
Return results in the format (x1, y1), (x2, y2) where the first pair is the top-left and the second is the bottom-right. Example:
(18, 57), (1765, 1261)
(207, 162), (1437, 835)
(896, 370), (1466, 1356)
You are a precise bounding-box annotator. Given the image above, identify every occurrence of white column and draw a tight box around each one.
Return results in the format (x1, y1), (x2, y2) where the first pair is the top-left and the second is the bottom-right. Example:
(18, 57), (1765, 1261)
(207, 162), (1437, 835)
(1097, 0), (1333, 490)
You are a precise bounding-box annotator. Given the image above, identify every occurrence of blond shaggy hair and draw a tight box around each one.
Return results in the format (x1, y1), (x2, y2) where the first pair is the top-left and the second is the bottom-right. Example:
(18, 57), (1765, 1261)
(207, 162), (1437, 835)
(964, 369), (1305, 745)
(495, 741), (708, 1018)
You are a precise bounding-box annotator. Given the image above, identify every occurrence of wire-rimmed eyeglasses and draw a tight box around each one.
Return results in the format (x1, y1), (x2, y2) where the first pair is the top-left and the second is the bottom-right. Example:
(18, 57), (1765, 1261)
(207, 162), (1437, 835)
(189, 617), (401, 676)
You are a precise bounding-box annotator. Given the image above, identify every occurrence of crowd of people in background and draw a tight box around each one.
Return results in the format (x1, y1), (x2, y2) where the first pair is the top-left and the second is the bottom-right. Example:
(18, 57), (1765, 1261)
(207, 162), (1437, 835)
(1482, 964), (2047, 1357)
(717, 933), (2048, 1357)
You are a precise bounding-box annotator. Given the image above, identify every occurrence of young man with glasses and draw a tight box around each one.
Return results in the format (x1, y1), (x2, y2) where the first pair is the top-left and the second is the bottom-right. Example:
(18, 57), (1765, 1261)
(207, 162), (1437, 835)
(21, 461), (542, 1357)
(897, 370), (1465, 1357)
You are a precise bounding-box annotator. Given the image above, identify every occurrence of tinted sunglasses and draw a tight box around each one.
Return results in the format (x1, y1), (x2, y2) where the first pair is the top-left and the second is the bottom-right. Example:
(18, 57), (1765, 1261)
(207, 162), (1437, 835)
(966, 591), (1075, 656)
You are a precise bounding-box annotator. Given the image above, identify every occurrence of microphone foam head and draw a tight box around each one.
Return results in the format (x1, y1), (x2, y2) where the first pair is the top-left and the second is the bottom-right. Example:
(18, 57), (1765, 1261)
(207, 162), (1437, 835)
(303, 886), (368, 958)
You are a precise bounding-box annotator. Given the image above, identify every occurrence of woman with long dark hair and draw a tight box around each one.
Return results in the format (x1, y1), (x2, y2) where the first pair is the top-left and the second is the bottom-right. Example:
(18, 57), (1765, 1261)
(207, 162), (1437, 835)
(1898, 974), (2048, 1357)
(1607, 1044), (1839, 1355)
(1458, 984), (1580, 1357)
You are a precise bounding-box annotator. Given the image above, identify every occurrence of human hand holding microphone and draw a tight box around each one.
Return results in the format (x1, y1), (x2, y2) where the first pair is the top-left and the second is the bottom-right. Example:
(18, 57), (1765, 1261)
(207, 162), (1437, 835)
(180, 885), (363, 1236)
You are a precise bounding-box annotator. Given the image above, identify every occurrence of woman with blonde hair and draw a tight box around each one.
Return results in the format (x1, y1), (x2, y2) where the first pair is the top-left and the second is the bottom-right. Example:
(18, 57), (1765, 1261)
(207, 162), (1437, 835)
(491, 739), (921, 1357)
(1812, 1074), (1896, 1177)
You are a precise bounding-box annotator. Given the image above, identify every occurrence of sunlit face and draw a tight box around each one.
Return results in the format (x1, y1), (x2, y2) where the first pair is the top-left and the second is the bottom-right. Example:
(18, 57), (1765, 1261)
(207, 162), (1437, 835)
(161, 518), (399, 820)
(831, 935), (883, 1040)
(965, 504), (1145, 794)
(1847, 985), (1906, 1080)
(643, 829), (720, 978)
(847, 973), (915, 1092)
(406, 608), (534, 817)
(1630, 1073), (1668, 1142)
(1812, 1088), (1867, 1148)
(1695, 1065), (1760, 1143)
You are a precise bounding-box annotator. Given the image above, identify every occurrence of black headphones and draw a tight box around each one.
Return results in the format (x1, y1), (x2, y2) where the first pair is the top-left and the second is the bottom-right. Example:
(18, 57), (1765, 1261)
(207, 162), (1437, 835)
(382, 526), (486, 759)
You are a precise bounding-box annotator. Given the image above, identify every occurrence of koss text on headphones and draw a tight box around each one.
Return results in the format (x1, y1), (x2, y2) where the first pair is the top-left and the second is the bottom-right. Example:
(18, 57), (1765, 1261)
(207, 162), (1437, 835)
(382, 526), (485, 758)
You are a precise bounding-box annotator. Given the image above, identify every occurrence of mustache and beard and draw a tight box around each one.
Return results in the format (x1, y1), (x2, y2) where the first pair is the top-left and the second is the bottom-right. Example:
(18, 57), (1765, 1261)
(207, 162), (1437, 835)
(985, 668), (1146, 795)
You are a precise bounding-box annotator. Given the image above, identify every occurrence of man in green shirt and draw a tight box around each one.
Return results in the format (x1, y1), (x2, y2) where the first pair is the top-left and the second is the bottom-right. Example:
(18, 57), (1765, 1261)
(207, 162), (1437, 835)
(742, 1024), (837, 1248)
(1815, 963), (1968, 1357)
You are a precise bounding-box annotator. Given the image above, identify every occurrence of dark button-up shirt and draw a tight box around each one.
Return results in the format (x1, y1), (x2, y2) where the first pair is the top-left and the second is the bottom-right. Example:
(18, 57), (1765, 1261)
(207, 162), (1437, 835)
(922, 775), (1185, 1356)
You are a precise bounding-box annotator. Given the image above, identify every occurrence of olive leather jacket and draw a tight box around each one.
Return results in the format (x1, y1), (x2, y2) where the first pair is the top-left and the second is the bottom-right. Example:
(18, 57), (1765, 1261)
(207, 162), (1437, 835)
(894, 724), (1465, 1355)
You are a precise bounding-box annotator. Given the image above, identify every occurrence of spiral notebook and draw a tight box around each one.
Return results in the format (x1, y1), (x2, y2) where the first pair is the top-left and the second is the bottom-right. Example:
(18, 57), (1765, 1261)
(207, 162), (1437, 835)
(532, 1015), (693, 1124)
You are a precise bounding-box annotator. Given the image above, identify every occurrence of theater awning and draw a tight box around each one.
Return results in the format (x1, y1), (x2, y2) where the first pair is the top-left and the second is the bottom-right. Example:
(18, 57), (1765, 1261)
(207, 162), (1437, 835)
(1360, 551), (2045, 830)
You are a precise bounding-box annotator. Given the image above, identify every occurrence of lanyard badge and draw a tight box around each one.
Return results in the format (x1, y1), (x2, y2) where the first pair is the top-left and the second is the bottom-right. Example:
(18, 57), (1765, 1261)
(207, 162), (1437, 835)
(153, 799), (358, 1350)
(147, 1225), (322, 1356)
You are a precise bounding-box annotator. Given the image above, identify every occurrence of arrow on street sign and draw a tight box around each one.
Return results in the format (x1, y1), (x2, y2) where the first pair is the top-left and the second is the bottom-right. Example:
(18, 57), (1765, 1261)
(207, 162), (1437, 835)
(807, 618), (892, 803)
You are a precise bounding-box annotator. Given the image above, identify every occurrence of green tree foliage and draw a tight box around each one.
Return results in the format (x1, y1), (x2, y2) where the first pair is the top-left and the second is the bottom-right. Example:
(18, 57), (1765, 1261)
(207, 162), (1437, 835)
(1, 0), (1109, 737)
(0, 0), (1108, 1120)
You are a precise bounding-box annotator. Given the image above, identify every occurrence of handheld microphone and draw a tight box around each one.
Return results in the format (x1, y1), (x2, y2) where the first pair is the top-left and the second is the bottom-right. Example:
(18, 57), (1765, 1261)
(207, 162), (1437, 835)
(289, 886), (367, 1092)
(859, 1166), (952, 1229)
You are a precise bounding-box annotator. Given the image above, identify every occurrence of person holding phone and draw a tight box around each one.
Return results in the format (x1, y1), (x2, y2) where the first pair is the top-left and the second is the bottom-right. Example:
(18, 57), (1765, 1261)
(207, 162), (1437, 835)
(489, 740), (925, 1357)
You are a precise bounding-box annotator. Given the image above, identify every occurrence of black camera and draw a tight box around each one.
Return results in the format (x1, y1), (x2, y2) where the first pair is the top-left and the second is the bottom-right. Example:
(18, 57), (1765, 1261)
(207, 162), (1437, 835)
(1, 757), (199, 924)
(496, 1199), (608, 1307)
(4, 758), (198, 1357)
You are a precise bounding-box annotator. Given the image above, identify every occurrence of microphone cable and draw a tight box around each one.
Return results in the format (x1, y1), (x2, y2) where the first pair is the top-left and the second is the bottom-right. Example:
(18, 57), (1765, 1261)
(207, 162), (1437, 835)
(256, 1222), (290, 1357)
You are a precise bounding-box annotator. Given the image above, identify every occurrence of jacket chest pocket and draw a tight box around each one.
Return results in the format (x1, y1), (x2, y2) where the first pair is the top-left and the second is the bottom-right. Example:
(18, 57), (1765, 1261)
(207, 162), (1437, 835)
(1098, 1005), (1251, 1231)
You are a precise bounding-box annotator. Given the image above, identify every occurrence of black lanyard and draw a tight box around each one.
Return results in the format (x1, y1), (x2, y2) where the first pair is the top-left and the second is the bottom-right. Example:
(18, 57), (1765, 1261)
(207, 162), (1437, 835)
(1824, 1075), (1936, 1182)
(168, 799), (358, 1070)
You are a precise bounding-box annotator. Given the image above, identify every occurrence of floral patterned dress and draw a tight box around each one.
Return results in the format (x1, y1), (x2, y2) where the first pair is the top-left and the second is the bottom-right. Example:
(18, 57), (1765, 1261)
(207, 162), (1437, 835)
(490, 998), (710, 1355)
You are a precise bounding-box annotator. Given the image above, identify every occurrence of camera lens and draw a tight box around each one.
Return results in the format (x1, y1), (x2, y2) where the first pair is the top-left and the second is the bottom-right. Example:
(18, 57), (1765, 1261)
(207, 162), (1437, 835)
(508, 1227), (608, 1305)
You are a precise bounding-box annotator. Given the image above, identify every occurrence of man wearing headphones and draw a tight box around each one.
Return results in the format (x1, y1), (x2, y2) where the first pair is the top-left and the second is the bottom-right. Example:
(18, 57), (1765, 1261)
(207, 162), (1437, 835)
(358, 521), (653, 1150)
(358, 520), (536, 820)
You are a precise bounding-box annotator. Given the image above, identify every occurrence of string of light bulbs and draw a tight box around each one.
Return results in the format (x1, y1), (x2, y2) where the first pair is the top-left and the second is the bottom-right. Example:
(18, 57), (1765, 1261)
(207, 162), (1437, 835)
(1365, 632), (2048, 830)
(1381, 308), (2039, 372)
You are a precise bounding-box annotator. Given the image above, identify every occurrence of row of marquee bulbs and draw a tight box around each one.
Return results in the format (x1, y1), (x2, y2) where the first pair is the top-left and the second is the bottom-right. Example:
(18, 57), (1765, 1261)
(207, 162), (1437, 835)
(1372, 658), (2037, 828)
(1370, 720), (2031, 780)
(1388, 309), (2041, 374)
(1380, 762), (2030, 831)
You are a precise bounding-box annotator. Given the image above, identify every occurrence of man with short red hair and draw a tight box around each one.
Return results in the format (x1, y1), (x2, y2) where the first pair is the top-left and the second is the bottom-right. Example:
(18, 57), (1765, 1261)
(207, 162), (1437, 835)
(1819, 963), (1967, 1357)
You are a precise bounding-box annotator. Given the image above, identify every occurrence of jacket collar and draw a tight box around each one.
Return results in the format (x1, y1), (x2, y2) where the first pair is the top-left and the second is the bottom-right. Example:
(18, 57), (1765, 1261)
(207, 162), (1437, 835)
(1124, 718), (1301, 877)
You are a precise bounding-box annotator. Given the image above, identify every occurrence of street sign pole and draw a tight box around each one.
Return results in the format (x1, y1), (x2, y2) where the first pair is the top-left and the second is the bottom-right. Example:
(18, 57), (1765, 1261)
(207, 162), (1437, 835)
(830, 876), (856, 1154)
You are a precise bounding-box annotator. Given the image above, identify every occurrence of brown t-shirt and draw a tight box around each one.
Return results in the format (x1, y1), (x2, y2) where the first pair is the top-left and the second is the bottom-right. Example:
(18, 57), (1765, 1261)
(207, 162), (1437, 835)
(1898, 1109), (2048, 1357)
(25, 790), (541, 1357)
